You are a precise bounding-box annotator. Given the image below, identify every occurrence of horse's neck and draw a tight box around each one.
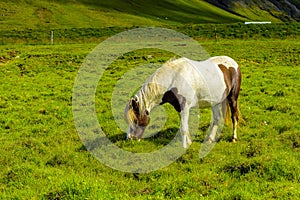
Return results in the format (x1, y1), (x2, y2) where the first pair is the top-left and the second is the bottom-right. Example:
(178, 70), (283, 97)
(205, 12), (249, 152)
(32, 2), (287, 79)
(147, 93), (164, 112)
(139, 84), (165, 112)
(139, 64), (176, 112)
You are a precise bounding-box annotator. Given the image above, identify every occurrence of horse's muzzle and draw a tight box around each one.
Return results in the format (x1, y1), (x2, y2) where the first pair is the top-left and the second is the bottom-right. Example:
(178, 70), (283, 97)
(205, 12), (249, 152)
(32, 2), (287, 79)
(127, 126), (146, 141)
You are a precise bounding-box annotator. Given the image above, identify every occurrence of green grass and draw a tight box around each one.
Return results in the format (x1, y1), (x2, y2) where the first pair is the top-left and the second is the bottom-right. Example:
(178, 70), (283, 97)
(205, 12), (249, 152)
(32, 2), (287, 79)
(1, 22), (300, 45)
(1, 1), (299, 198)
(0, 35), (299, 199)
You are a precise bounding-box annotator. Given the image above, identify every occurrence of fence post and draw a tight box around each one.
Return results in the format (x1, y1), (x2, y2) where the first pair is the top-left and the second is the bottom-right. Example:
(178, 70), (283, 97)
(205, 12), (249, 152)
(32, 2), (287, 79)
(214, 26), (217, 40)
(51, 31), (54, 45)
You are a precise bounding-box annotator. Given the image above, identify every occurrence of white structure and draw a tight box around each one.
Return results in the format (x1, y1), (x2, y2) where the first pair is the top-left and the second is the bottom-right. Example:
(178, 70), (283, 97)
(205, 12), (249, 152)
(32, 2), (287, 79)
(245, 21), (272, 24)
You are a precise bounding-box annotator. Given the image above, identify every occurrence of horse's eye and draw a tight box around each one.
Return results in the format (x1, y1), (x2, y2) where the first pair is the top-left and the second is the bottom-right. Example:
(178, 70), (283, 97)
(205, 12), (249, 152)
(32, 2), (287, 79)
(145, 110), (150, 116)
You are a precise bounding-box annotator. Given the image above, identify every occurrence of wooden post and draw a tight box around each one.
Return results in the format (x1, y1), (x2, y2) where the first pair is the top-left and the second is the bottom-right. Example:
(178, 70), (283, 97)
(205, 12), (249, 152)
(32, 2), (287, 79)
(51, 31), (54, 45)
(214, 26), (217, 41)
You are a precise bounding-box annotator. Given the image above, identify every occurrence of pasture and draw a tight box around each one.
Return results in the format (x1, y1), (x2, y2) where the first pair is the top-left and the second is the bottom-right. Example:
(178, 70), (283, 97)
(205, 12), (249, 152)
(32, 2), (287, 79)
(0, 35), (299, 198)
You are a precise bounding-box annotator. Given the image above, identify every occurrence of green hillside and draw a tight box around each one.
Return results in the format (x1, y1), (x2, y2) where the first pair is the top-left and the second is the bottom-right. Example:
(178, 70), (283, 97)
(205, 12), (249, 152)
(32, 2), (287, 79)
(2, 0), (300, 31)
(1, 0), (247, 30)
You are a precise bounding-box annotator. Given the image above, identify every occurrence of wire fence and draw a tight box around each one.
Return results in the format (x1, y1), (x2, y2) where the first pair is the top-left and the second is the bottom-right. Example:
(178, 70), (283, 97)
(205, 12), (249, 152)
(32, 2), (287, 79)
(1, 22), (299, 45)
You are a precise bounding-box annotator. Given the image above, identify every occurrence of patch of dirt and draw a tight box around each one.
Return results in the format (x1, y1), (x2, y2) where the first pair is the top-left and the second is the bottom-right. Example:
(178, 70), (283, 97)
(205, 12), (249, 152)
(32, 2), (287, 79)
(0, 51), (19, 65)
(36, 7), (53, 23)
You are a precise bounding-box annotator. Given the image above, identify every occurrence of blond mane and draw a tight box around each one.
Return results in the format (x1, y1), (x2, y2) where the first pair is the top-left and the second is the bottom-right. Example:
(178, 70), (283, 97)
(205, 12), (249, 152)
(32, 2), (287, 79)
(124, 103), (137, 127)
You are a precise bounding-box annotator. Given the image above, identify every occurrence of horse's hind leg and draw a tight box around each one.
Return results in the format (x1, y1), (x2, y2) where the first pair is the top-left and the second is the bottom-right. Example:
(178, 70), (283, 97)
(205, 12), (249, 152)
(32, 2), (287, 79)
(228, 96), (239, 142)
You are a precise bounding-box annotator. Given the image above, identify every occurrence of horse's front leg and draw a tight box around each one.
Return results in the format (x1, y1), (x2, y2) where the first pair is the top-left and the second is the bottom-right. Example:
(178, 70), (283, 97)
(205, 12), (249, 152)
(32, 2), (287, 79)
(126, 127), (131, 139)
(180, 107), (192, 148)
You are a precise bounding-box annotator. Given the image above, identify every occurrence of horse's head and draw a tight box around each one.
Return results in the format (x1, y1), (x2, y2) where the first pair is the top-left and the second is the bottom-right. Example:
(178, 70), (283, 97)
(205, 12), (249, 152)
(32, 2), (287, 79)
(124, 96), (150, 140)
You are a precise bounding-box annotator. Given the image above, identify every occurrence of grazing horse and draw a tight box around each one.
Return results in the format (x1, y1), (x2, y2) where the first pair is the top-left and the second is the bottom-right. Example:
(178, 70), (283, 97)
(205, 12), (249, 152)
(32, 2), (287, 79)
(124, 56), (242, 148)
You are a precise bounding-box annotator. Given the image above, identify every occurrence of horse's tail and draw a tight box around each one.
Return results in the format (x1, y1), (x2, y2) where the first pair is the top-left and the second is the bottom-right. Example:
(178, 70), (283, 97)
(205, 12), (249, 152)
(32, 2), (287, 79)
(223, 100), (242, 125)
(224, 100), (232, 124)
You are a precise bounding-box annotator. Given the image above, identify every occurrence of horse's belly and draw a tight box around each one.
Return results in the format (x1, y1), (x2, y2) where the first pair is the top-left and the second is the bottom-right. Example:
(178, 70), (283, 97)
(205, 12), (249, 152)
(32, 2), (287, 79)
(196, 83), (226, 107)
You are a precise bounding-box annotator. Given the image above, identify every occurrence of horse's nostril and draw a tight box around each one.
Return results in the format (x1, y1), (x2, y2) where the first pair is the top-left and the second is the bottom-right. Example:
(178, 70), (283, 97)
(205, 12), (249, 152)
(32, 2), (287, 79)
(127, 134), (131, 139)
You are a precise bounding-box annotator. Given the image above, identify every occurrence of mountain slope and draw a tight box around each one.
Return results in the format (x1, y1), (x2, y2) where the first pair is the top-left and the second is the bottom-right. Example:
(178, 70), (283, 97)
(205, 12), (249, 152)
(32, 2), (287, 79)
(205, 0), (300, 21)
(0, 0), (245, 30)
(1, 0), (299, 30)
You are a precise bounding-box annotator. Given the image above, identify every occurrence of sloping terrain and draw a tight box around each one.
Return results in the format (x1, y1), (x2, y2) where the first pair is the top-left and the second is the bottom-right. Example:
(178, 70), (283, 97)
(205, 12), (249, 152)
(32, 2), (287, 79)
(205, 0), (300, 21)
(0, 0), (299, 30)
(0, 0), (245, 30)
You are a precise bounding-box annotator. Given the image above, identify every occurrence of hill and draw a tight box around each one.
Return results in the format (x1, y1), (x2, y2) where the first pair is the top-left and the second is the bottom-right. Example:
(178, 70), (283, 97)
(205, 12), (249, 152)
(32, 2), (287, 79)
(0, 0), (299, 30)
(205, 0), (300, 22)
(1, 0), (246, 30)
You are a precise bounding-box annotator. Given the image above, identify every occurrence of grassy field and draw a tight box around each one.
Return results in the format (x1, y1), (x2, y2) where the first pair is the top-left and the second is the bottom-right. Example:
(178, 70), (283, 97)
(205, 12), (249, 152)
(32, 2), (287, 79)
(0, 29), (299, 199)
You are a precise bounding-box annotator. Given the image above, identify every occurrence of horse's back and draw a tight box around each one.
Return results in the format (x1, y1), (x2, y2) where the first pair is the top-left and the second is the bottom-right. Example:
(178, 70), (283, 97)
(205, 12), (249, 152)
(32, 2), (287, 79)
(180, 58), (228, 107)
(153, 57), (238, 107)
(208, 56), (239, 70)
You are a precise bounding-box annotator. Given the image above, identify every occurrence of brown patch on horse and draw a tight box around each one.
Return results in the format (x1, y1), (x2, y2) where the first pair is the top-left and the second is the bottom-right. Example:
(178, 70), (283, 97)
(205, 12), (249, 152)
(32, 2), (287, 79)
(137, 113), (150, 126)
(235, 67), (242, 98)
(130, 98), (150, 126)
(218, 64), (243, 125)
(231, 66), (242, 122)
(130, 98), (140, 117)
(218, 64), (237, 96)
(160, 87), (186, 112)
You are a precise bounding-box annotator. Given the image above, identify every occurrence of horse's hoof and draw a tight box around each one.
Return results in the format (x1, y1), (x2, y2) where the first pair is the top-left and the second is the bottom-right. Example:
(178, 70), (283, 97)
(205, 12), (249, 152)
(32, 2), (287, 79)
(232, 138), (238, 143)
(209, 136), (217, 143)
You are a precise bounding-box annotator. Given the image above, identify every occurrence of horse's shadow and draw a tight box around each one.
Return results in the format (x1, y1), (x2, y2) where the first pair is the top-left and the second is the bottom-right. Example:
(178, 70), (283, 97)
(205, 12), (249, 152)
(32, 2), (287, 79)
(106, 127), (180, 146)
(79, 122), (232, 152)
(80, 128), (180, 151)
(84, 125), (212, 151)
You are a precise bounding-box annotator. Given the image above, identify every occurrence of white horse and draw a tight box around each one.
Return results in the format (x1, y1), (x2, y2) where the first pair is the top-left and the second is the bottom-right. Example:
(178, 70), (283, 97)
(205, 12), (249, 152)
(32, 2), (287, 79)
(124, 56), (242, 148)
